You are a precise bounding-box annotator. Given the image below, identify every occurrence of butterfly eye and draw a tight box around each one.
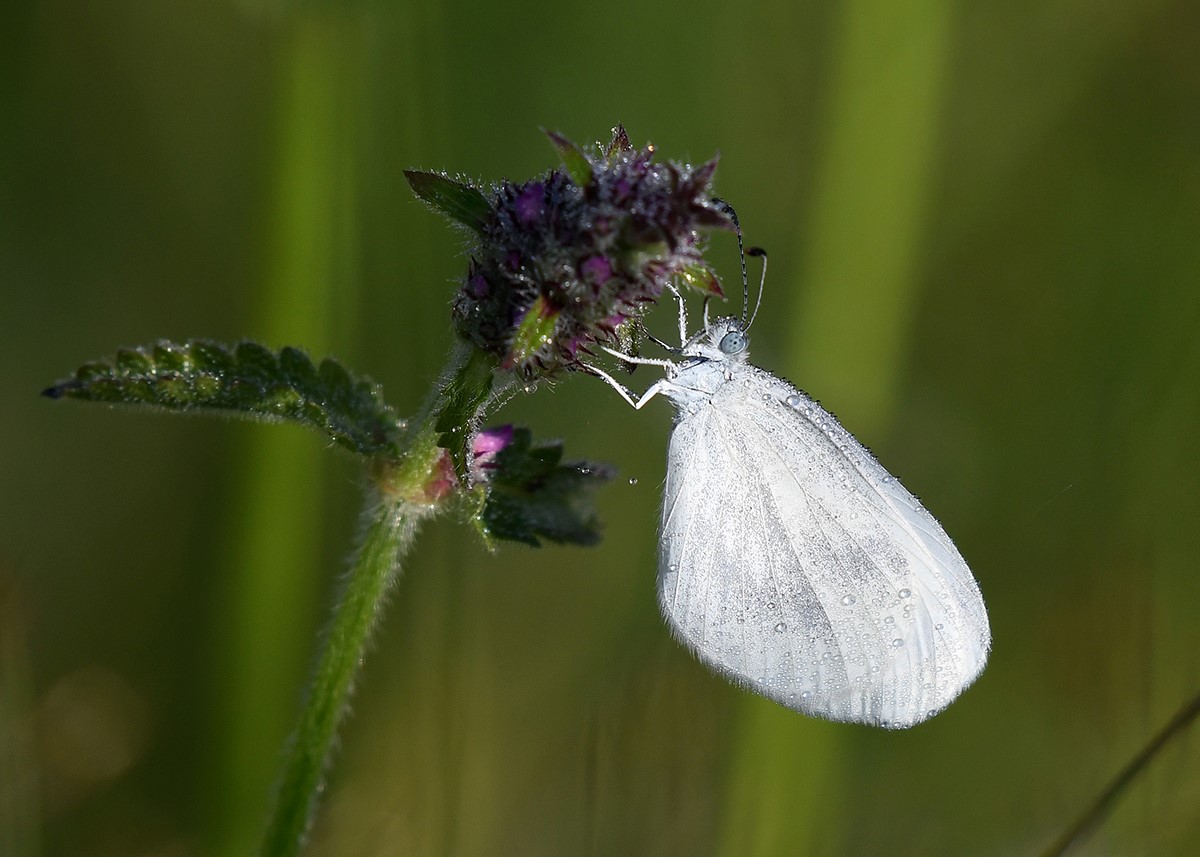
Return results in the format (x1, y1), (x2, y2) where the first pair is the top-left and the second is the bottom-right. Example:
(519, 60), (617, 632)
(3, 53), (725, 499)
(719, 330), (747, 355)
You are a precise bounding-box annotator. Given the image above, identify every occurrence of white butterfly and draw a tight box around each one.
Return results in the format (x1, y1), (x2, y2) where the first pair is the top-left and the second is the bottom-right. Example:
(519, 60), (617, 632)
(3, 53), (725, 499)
(589, 274), (990, 728)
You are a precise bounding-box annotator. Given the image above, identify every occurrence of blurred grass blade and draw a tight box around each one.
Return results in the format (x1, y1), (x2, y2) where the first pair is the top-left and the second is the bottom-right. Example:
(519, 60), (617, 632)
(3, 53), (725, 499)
(789, 0), (954, 437)
(210, 11), (365, 855)
(1040, 688), (1200, 857)
(716, 706), (840, 857)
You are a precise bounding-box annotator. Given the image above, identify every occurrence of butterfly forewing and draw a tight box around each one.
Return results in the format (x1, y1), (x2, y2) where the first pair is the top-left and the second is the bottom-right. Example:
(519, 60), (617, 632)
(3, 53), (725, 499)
(657, 363), (989, 728)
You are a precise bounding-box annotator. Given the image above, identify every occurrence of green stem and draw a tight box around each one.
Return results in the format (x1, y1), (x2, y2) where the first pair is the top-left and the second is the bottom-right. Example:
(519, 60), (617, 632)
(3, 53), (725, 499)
(259, 433), (442, 857)
(260, 344), (484, 856)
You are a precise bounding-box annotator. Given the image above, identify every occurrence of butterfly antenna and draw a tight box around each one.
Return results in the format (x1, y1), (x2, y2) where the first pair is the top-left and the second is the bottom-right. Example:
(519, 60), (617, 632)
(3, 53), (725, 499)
(745, 247), (767, 330)
(711, 197), (750, 329)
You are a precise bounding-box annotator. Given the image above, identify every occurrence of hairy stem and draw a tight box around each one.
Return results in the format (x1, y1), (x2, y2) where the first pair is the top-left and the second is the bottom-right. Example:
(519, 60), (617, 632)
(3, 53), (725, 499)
(259, 344), (481, 856)
(259, 489), (428, 857)
(259, 421), (447, 856)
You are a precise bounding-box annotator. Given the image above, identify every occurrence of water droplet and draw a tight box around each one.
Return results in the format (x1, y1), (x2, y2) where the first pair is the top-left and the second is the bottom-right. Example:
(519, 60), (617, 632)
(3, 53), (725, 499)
(841, 595), (856, 606)
(884, 616), (895, 625)
(935, 623), (944, 631)
(800, 691), (812, 700)
(898, 588), (912, 599)
(774, 622), (787, 633)
(891, 638), (904, 648)
(786, 394), (802, 408)
(628, 477), (638, 486)
(767, 601), (777, 610)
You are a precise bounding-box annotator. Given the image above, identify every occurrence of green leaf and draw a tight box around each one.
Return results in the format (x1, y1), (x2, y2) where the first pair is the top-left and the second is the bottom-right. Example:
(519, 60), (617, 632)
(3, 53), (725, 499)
(476, 427), (613, 547)
(544, 129), (594, 187)
(43, 340), (404, 458)
(605, 124), (633, 162)
(403, 170), (492, 234)
(676, 262), (725, 298)
(610, 320), (646, 374)
(433, 348), (497, 480)
(504, 295), (559, 370)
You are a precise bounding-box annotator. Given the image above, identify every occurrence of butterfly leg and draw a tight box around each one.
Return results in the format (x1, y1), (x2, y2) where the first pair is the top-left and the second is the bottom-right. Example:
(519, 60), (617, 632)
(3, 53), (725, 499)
(581, 364), (669, 410)
(598, 345), (676, 370)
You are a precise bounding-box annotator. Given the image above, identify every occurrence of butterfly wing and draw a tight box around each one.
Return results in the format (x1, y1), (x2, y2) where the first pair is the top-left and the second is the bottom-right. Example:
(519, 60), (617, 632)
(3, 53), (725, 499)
(657, 365), (989, 728)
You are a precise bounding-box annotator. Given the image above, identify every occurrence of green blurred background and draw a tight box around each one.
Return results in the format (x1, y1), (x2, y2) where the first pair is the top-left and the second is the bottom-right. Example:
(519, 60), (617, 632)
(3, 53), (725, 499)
(3, 0), (1199, 854)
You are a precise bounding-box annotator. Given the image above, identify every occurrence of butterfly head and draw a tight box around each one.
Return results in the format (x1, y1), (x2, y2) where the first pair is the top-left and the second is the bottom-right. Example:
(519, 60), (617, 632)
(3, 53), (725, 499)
(682, 316), (750, 365)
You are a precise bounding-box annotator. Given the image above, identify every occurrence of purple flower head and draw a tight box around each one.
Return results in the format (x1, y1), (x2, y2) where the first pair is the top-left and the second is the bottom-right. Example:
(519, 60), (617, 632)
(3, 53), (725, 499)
(580, 255), (614, 286)
(514, 183), (545, 223)
(443, 126), (734, 379)
(468, 271), (489, 298)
